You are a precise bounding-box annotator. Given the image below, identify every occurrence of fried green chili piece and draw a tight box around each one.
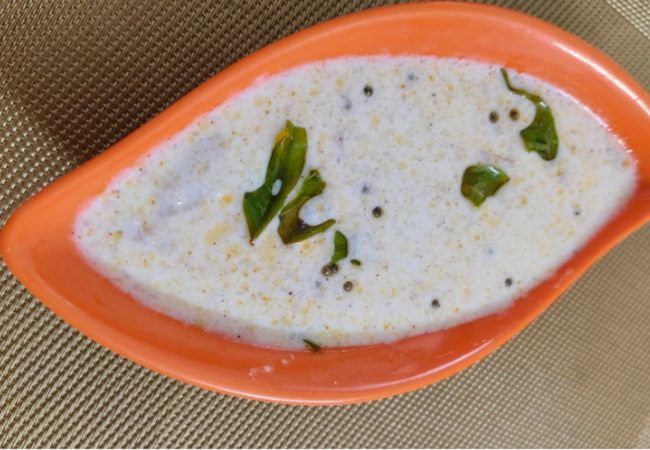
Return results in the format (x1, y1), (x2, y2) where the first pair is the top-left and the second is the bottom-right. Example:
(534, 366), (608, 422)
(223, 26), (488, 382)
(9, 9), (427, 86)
(501, 68), (558, 161)
(243, 121), (307, 243)
(330, 231), (348, 264)
(461, 164), (510, 207)
(277, 169), (335, 244)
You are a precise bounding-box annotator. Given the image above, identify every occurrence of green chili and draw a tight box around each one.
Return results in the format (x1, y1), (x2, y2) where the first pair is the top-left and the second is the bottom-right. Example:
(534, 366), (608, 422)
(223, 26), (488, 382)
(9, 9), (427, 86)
(243, 121), (307, 243)
(501, 68), (558, 161)
(461, 163), (510, 207)
(277, 169), (335, 244)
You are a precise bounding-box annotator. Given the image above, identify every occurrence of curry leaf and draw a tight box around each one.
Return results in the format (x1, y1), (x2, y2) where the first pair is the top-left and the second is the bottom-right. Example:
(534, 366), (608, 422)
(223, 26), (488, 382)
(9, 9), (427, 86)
(277, 169), (335, 244)
(501, 68), (559, 161)
(330, 231), (348, 264)
(461, 164), (510, 207)
(243, 121), (307, 243)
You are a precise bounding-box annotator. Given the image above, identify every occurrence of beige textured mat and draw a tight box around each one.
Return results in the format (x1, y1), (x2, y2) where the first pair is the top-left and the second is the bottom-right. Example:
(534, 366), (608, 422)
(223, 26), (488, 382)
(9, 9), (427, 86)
(1, 0), (650, 447)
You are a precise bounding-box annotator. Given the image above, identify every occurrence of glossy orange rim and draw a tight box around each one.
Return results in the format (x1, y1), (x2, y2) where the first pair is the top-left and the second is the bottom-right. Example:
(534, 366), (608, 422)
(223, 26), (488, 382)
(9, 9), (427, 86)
(2, 2), (650, 405)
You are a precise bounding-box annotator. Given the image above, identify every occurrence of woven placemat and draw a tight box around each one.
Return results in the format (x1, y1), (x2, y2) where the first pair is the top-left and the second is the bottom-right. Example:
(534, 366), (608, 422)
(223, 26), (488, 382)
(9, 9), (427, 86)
(1, 0), (649, 447)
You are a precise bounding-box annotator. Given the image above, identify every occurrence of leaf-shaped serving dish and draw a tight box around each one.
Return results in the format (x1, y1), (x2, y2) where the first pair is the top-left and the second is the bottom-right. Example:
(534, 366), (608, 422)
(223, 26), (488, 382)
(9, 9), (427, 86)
(2, 3), (650, 404)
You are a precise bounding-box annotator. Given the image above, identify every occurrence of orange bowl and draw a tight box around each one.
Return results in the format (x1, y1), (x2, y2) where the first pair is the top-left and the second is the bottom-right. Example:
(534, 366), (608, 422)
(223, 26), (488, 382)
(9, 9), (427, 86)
(2, 2), (650, 405)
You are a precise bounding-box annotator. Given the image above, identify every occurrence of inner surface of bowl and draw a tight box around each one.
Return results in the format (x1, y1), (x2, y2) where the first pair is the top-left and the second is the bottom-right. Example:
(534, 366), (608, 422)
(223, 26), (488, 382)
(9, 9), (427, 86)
(2, 3), (650, 404)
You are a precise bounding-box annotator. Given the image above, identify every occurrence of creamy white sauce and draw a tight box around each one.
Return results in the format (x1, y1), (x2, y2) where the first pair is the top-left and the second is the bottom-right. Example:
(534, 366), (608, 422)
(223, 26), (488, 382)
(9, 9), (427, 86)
(74, 57), (636, 349)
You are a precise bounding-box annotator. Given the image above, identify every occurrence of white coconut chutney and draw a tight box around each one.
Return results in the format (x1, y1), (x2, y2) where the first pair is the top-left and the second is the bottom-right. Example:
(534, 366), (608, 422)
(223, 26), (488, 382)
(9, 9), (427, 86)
(74, 57), (636, 349)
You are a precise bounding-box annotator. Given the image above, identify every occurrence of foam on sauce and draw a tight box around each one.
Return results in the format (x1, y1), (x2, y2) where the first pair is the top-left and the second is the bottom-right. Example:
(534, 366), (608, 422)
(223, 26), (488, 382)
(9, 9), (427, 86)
(74, 57), (636, 349)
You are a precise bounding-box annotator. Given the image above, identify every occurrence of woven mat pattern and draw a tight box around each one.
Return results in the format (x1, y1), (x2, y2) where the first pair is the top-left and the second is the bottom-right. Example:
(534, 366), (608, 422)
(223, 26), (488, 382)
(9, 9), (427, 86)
(1, 0), (650, 447)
